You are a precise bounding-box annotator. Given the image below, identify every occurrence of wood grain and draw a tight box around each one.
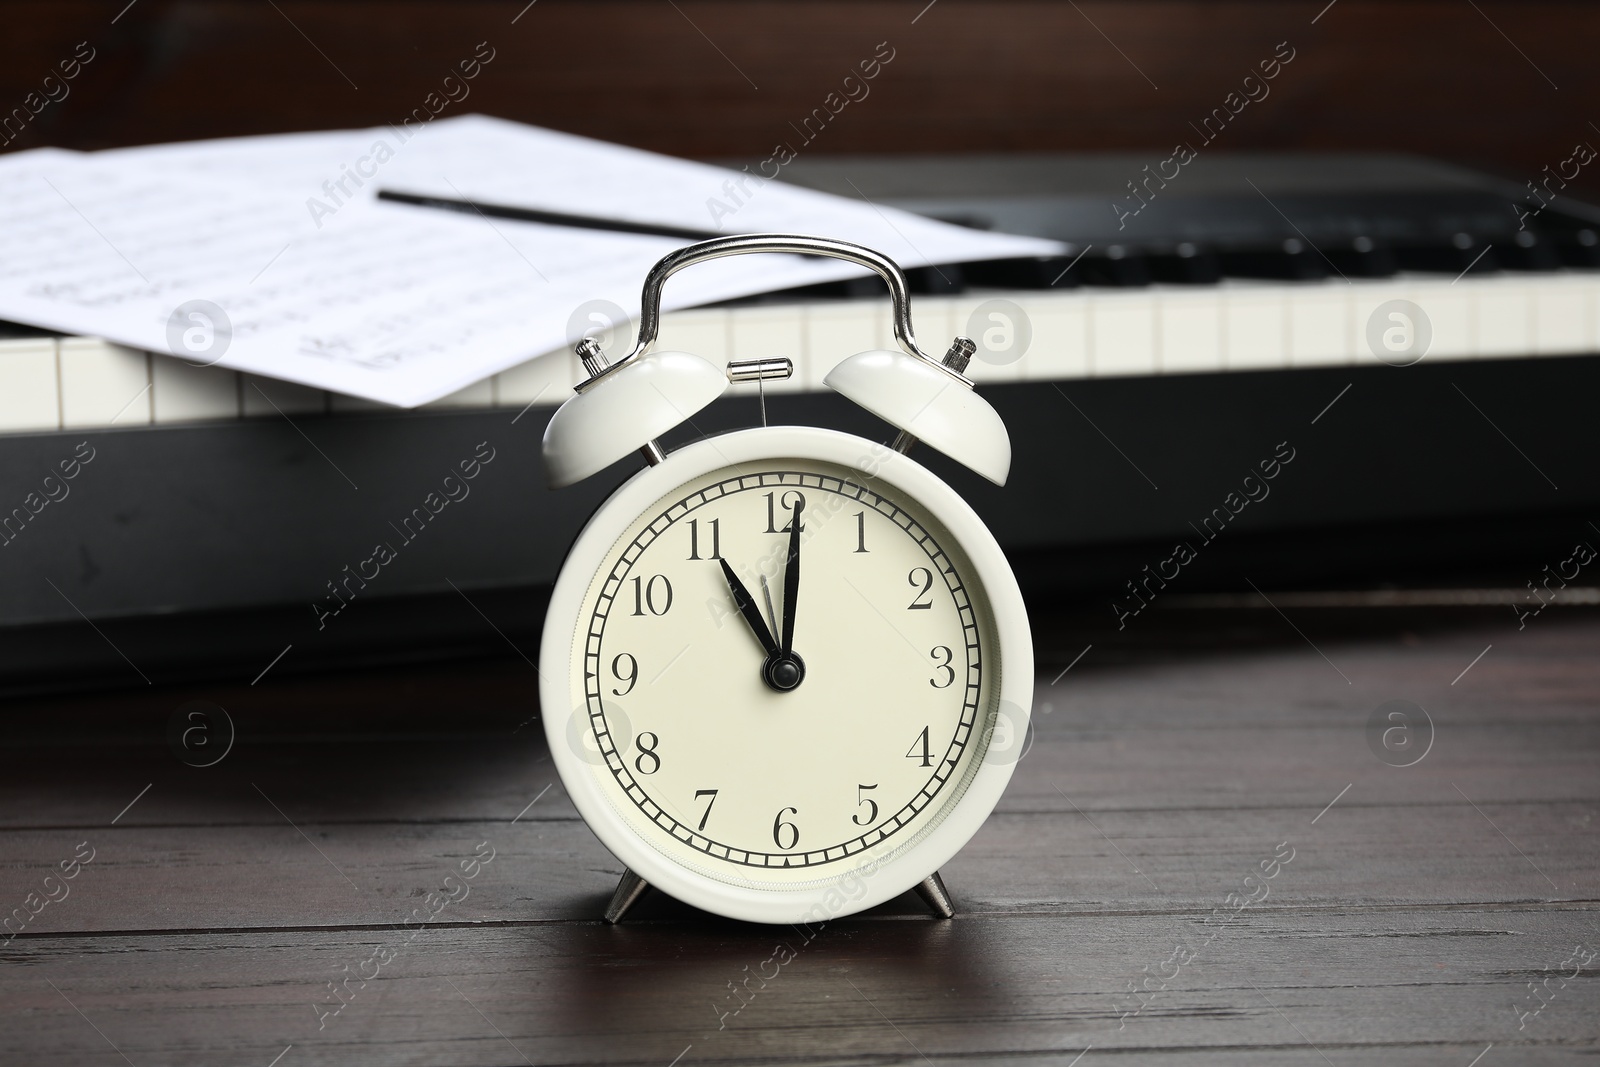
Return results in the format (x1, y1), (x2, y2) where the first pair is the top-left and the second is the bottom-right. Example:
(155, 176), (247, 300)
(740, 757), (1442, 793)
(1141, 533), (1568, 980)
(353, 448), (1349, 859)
(1, 606), (1596, 1062)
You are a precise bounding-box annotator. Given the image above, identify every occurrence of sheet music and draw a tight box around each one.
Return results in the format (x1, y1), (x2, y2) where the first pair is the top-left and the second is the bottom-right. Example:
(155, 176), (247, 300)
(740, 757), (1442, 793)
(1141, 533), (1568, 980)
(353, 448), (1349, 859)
(0, 120), (1062, 407)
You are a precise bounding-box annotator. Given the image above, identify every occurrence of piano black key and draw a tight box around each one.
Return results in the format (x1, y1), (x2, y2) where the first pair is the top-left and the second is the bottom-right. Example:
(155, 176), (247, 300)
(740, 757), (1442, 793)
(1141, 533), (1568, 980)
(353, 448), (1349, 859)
(1078, 244), (1151, 287)
(1219, 238), (1328, 281)
(1148, 242), (1222, 284)
(1324, 235), (1398, 278)
(1558, 227), (1600, 268)
(1395, 231), (1500, 274)
(963, 254), (1083, 289)
(1498, 228), (1562, 271)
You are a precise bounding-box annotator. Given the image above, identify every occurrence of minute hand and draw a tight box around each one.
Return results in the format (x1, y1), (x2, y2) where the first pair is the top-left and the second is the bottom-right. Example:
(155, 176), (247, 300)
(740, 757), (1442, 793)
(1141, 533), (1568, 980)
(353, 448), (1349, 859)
(780, 500), (802, 654)
(719, 559), (778, 656)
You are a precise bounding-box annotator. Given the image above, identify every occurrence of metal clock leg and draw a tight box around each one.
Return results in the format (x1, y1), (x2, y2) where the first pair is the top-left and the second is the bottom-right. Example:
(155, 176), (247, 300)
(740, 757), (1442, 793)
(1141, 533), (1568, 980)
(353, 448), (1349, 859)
(604, 868), (650, 924)
(914, 871), (956, 919)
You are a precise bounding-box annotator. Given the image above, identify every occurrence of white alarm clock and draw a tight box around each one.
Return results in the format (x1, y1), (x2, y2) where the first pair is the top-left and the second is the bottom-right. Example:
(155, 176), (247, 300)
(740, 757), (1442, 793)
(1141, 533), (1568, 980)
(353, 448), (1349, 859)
(539, 234), (1032, 925)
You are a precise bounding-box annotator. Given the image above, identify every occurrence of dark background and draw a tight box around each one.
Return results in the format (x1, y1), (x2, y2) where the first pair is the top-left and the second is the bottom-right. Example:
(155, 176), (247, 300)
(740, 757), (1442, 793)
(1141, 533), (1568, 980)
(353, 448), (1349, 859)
(5, 0), (1599, 203)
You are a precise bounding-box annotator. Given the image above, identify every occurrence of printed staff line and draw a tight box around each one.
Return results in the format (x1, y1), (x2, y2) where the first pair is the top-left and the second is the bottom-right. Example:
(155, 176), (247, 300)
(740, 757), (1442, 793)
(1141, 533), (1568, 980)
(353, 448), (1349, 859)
(1055, 784), (1162, 893)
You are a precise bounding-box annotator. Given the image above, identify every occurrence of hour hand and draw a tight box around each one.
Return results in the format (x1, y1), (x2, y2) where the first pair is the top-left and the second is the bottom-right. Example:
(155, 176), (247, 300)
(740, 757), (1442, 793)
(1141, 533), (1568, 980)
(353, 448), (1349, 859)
(719, 558), (778, 656)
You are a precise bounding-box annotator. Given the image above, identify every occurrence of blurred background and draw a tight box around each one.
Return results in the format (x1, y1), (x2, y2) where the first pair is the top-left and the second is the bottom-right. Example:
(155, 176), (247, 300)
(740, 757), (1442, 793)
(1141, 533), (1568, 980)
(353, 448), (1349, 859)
(6, 0), (1600, 187)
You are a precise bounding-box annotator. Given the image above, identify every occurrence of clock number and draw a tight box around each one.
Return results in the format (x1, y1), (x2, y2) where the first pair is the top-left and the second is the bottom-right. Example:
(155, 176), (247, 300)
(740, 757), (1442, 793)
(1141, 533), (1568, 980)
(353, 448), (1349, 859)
(687, 518), (721, 560)
(630, 574), (673, 616)
(853, 784), (879, 826)
(853, 511), (869, 553)
(906, 725), (933, 767)
(694, 789), (718, 832)
(908, 567), (934, 609)
(930, 645), (955, 688)
(611, 653), (638, 696)
(634, 731), (660, 775)
(772, 806), (799, 850)
(764, 490), (807, 534)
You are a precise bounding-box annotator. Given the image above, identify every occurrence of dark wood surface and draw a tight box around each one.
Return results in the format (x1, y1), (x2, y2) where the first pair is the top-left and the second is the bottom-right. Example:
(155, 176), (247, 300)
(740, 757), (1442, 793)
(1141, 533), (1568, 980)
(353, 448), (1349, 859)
(3, 602), (1597, 1064)
(7, 1), (1600, 201)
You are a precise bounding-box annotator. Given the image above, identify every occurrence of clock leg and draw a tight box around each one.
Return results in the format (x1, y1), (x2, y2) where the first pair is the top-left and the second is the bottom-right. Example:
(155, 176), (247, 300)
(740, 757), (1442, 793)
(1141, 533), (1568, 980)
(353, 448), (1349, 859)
(914, 871), (956, 919)
(603, 868), (651, 924)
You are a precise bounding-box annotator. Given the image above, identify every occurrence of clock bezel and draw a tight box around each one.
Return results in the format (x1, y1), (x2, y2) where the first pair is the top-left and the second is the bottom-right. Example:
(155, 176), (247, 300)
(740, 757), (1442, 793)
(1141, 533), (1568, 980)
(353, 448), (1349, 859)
(540, 426), (1033, 925)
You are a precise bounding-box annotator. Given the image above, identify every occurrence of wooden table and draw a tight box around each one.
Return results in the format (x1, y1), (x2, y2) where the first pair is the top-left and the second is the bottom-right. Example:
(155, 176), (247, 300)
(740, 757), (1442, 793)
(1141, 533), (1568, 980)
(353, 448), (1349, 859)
(4, 602), (1597, 1065)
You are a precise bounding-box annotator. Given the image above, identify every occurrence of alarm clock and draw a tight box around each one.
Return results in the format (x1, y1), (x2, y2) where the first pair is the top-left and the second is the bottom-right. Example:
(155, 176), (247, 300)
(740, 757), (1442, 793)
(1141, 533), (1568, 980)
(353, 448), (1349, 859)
(539, 234), (1032, 925)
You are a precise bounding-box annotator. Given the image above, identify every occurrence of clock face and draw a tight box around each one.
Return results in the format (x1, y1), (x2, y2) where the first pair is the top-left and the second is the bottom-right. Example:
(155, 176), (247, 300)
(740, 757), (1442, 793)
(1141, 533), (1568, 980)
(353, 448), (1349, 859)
(565, 456), (1000, 890)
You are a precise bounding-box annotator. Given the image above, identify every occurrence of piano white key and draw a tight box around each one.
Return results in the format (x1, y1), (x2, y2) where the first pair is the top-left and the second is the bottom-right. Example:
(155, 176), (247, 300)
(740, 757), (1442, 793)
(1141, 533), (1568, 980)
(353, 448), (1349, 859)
(151, 356), (240, 423)
(1472, 277), (1534, 358)
(59, 338), (150, 428)
(945, 293), (1026, 382)
(1405, 280), (1472, 362)
(1021, 291), (1089, 381)
(0, 339), (60, 432)
(803, 300), (883, 390)
(727, 305), (805, 394)
(241, 374), (327, 417)
(1089, 291), (1157, 376)
(658, 308), (730, 364)
(1350, 281), (1404, 369)
(1222, 287), (1288, 370)
(495, 347), (579, 411)
(1531, 273), (1597, 354)
(1158, 289), (1223, 373)
(1288, 284), (1351, 366)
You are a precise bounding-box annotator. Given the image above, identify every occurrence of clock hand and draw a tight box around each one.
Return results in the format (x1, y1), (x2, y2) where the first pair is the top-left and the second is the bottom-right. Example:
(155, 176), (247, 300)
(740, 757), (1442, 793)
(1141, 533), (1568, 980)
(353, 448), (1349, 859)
(718, 558), (778, 657)
(780, 499), (801, 655)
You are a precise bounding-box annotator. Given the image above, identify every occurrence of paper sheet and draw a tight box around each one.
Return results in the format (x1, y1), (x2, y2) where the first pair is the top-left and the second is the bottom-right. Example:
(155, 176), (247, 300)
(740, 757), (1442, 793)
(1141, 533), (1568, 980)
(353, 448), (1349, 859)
(0, 118), (1062, 406)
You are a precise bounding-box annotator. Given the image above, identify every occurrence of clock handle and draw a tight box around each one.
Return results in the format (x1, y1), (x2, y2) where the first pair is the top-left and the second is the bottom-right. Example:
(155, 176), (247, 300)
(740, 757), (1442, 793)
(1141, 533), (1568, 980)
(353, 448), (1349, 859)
(582, 233), (964, 385)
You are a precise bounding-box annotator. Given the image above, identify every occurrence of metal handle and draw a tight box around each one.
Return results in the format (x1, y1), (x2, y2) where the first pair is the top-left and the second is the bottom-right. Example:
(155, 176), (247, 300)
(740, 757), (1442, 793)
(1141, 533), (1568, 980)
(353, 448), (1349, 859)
(609, 233), (943, 369)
